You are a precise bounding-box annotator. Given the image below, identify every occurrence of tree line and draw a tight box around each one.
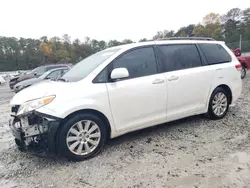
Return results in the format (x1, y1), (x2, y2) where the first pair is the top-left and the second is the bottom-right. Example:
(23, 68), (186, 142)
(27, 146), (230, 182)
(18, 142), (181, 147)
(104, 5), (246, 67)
(0, 7), (250, 71)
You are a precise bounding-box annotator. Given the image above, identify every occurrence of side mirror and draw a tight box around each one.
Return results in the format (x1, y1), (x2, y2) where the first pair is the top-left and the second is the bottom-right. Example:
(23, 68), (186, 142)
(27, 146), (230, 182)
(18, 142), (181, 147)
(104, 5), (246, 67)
(33, 72), (37, 76)
(110, 68), (129, 80)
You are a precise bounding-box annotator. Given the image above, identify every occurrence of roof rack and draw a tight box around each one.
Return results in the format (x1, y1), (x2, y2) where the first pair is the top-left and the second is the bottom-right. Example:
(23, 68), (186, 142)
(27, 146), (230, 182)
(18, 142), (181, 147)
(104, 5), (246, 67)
(158, 37), (216, 41)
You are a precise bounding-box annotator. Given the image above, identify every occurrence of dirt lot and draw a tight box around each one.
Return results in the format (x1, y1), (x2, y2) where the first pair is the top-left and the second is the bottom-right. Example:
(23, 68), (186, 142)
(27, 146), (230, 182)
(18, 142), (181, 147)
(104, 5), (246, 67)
(0, 77), (250, 188)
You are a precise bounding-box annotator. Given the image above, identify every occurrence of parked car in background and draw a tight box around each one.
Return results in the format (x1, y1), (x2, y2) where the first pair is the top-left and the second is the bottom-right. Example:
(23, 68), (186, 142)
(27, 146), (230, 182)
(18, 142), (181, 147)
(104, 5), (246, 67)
(0, 75), (6, 85)
(233, 48), (250, 79)
(9, 38), (242, 161)
(14, 67), (69, 93)
(9, 64), (72, 89)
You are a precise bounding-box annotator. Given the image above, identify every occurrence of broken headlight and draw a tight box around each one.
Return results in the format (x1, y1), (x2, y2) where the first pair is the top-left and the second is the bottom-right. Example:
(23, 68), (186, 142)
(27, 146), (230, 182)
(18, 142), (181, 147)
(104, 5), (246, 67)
(17, 95), (55, 116)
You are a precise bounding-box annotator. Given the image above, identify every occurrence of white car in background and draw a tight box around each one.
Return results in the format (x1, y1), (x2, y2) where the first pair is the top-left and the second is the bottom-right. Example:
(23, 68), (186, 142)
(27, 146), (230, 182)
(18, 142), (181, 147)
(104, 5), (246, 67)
(0, 75), (6, 84)
(9, 37), (242, 161)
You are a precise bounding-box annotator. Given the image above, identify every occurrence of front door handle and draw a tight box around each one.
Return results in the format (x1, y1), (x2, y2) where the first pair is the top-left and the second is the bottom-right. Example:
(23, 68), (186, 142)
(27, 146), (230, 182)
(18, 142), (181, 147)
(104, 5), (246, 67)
(168, 76), (179, 81)
(153, 79), (164, 84)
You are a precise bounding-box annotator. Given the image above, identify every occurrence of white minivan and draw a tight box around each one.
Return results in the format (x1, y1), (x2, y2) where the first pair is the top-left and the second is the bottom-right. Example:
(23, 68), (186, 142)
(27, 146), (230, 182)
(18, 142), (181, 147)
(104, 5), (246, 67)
(9, 38), (242, 160)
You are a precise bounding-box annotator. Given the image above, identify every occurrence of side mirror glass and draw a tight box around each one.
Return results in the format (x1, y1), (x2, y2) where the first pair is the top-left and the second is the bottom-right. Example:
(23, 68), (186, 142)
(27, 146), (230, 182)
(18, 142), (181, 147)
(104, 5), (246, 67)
(110, 68), (129, 80)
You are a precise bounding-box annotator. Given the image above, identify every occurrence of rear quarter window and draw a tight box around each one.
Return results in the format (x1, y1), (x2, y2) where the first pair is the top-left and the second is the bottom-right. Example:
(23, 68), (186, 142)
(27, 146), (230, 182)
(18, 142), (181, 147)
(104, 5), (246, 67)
(199, 43), (231, 65)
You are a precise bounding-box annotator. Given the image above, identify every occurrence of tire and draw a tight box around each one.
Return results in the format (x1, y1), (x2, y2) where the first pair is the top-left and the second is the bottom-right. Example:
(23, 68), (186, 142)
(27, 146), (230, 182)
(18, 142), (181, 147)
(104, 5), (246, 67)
(57, 113), (108, 161)
(207, 87), (230, 120)
(241, 66), (246, 79)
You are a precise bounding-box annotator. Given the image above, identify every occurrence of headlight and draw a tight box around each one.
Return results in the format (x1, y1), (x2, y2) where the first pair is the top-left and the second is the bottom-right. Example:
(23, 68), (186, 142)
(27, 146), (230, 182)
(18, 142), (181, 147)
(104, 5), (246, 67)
(17, 95), (55, 116)
(15, 85), (23, 90)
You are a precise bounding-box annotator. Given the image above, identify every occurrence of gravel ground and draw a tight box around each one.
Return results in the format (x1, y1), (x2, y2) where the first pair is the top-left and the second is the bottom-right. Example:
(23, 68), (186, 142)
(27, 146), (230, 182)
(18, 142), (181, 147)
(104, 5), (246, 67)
(0, 77), (250, 188)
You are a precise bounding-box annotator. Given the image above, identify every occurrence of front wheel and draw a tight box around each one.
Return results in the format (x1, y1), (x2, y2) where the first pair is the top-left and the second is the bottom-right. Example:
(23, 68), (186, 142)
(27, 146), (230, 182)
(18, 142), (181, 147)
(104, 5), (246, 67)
(57, 113), (108, 161)
(207, 88), (229, 120)
(241, 67), (246, 79)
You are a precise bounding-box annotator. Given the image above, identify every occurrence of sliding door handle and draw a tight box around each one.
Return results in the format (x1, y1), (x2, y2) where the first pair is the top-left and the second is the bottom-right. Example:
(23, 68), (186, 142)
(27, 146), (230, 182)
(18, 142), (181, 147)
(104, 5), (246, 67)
(216, 68), (223, 71)
(168, 76), (179, 81)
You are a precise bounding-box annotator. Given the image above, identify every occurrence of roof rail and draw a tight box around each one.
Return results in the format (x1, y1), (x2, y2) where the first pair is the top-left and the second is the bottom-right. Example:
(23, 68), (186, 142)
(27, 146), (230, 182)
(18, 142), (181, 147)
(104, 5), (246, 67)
(158, 37), (216, 41)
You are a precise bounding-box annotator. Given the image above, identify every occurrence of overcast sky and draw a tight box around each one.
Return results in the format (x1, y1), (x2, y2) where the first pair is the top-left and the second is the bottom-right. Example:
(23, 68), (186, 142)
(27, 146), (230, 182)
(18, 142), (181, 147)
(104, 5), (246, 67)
(0, 0), (249, 42)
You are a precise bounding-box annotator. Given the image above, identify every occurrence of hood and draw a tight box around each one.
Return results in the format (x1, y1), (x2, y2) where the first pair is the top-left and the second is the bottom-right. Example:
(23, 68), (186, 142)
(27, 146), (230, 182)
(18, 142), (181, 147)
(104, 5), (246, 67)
(17, 73), (36, 82)
(15, 77), (41, 88)
(10, 80), (71, 105)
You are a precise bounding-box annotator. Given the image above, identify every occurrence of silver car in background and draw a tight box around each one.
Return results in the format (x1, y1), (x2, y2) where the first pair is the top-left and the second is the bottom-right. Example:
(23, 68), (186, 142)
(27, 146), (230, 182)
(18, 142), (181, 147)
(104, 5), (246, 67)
(14, 67), (69, 93)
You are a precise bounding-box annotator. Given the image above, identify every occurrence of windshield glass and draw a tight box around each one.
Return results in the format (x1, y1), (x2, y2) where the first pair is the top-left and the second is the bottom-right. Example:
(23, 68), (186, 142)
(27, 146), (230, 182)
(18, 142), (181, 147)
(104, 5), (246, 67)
(31, 66), (46, 75)
(24, 70), (32, 74)
(61, 48), (120, 82)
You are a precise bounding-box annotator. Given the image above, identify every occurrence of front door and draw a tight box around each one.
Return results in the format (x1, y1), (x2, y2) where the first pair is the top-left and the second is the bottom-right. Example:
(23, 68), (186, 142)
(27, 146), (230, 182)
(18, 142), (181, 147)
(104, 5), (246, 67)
(106, 47), (167, 131)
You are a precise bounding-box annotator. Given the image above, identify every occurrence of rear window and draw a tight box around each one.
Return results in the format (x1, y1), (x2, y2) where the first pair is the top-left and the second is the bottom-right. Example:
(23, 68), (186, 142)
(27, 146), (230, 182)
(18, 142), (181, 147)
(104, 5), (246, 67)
(199, 43), (231, 65)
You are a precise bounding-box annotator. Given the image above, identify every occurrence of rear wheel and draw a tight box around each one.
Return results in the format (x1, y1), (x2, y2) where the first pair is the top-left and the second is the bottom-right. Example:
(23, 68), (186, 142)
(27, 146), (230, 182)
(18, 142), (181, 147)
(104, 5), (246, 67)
(241, 66), (246, 79)
(207, 87), (229, 120)
(58, 113), (108, 161)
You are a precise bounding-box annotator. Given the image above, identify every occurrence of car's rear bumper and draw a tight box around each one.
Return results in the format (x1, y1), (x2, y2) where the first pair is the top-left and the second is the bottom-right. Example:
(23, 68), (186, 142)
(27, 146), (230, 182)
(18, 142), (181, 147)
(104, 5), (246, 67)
(9, 112), (62, 157)
(230, 78), (242, 107)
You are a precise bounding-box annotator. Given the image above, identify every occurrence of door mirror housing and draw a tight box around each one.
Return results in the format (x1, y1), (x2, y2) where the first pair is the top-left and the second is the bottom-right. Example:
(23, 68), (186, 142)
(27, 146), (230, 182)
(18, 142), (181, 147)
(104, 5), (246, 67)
(33, 72), (37, 76)
(110, 68), (129, 80)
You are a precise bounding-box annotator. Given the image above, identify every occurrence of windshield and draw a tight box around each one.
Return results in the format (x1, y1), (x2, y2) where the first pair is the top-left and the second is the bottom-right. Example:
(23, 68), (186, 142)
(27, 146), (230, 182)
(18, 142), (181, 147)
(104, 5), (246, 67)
(24, 70), (32, 74)
(61, 48), (120, 82)
(31, 66), (46, 75)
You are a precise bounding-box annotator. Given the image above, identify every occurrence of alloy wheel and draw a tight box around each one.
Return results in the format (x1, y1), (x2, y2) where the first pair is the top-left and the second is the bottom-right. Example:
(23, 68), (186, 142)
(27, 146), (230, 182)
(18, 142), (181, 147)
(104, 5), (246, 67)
(66, 120), (101, 156)
(212, 92), (228, 116)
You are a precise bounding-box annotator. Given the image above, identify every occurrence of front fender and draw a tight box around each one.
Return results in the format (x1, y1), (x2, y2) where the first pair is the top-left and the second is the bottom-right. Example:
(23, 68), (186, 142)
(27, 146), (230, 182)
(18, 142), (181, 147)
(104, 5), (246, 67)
(36, 97), (115, 131)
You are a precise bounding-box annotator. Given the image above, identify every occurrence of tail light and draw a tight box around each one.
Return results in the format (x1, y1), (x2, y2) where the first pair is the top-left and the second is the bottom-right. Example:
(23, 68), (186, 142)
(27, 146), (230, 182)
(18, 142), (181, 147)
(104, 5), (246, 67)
(235, 64), (242, 71)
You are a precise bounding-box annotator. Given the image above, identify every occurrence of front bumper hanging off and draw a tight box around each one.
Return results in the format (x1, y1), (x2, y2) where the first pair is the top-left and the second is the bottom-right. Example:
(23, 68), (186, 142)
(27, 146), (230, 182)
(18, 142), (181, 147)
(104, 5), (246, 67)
(9, 111), (61, 157)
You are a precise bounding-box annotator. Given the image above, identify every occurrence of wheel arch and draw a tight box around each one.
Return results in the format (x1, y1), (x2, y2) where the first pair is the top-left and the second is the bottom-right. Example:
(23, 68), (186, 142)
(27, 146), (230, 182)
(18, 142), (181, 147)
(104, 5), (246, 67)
(60, 109), (112, 139)
(212, 84), (233, 104)
(241, 62), (247, 68)
(206, 84), (232, 120)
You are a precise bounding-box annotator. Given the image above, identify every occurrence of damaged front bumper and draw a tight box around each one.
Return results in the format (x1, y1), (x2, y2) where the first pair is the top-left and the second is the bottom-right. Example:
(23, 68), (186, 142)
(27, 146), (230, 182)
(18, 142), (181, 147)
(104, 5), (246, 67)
(9, 111), (62, 157)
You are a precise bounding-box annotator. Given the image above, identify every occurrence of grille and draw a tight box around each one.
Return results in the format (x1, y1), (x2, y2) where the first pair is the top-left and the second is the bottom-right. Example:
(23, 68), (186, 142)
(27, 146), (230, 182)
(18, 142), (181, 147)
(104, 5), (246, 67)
(10, 77), (18, 82)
